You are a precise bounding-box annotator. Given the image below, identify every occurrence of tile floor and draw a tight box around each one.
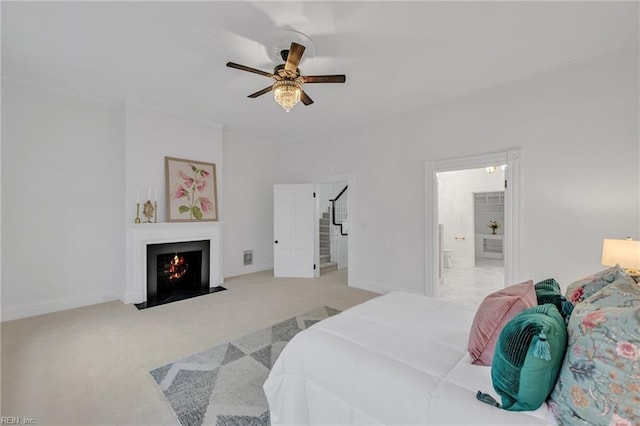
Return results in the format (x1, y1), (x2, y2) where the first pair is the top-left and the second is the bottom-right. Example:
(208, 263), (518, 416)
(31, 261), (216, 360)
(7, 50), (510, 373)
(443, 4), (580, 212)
(438, 258), (505, 309)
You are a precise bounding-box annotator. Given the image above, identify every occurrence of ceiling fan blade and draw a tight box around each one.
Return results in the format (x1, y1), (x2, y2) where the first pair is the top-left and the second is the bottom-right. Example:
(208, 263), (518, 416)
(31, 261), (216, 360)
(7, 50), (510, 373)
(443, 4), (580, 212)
(302, 75), (346, 84)
(226, 62), (273, 78)
(248, 85), (274, 98)
(284, 42), (305, 73)
(300, 90), (314, 106)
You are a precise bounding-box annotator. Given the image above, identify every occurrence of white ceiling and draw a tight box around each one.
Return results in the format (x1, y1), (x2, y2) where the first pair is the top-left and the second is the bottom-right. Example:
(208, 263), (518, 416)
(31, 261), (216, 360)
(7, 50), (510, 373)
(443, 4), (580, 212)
(2, 1), (638, 143)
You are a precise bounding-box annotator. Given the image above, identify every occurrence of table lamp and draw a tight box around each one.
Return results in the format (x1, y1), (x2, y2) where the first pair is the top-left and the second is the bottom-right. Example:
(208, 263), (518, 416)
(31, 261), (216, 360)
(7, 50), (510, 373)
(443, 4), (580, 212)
(601, 238), (640, 282)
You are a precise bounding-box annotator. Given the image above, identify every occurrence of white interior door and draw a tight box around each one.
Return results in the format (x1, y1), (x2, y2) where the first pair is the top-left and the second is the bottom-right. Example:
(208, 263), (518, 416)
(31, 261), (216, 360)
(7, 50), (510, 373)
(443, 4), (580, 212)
(274, 184), (317, 278)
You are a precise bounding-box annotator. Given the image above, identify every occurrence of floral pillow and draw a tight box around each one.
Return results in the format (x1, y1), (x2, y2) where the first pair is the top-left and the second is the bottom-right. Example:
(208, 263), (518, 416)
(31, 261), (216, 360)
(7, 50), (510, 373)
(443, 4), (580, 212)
(549, 274), (640, 426)
(564, 265), (625, 305)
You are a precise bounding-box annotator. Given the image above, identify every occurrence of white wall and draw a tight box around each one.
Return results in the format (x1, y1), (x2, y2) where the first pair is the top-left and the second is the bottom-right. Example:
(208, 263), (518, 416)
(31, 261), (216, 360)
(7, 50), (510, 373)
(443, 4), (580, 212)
(438, 168), (505, 267)
(221, 130), (276, 277)
(3, 46), (638, 319)
(124, 104), (222, 225)
(274, 47), (639, 294)
(1, 84), (226, 320)
(1, 80), (124, 320)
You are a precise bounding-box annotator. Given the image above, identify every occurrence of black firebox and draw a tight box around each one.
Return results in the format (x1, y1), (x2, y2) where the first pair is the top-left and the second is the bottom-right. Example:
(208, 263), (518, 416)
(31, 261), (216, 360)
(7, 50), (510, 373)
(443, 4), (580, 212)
(135, 239), (224, 310)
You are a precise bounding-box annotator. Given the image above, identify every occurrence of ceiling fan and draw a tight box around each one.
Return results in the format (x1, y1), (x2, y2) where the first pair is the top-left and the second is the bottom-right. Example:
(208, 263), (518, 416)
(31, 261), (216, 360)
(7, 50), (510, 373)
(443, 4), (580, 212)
(226, 42), (346, 112)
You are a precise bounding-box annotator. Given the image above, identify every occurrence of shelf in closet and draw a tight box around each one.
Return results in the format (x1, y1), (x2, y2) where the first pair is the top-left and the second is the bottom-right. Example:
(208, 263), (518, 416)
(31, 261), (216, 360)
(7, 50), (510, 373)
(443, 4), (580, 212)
(474, 191), (504, 207)
(481, 233), (503, 259)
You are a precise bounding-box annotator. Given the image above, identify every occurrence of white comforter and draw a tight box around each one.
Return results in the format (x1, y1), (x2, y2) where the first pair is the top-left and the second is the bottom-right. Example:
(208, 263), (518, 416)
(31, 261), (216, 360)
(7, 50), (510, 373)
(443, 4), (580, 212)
(264, 292), (556, 425)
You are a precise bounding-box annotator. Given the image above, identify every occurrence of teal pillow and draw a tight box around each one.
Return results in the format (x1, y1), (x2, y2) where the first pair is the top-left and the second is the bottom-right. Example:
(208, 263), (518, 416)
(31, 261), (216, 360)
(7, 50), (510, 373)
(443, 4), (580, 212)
(535, 278), (562, 305)
(477, 304), (568, 411)
(535, 278), (574, 321)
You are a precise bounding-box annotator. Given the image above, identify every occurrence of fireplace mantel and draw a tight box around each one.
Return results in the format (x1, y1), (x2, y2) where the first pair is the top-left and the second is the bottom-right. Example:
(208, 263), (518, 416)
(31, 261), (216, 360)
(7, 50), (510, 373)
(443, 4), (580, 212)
(124, 222), (224, 304)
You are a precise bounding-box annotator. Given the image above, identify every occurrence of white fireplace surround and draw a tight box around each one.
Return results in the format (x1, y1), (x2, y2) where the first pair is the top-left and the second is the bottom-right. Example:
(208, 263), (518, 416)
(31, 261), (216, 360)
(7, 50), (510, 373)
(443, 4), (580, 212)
(125, 222), (224, 304)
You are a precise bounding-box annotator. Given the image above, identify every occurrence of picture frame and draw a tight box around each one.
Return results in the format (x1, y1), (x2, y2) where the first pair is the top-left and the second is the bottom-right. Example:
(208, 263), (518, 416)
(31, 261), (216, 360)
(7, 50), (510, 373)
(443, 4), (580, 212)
(165, 156), (218, 222)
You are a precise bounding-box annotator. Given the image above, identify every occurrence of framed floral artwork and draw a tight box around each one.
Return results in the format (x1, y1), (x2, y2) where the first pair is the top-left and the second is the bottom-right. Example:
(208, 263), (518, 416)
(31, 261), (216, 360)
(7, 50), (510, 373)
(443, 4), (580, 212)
(165, 157), (218, 222)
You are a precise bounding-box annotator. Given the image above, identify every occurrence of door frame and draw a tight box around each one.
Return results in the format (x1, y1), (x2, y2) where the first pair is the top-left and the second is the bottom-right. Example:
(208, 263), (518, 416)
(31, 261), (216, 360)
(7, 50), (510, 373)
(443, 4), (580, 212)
(311, 172), (355, 285)
(425, 150), (521, 297)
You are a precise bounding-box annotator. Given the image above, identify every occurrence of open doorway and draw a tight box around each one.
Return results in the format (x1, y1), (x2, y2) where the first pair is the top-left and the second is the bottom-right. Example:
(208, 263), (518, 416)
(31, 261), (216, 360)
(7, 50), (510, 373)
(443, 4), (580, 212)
(425, 150), (521, 304)
(311, 173), (354, 286)
(437, 167), (505, 307)
(316, 182), (349, 276)
(273, 174), (353, 286)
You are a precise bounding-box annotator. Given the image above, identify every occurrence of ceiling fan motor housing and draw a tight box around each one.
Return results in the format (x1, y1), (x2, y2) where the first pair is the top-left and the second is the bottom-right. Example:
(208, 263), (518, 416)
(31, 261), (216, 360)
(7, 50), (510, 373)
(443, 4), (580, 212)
(273, 63), (300, 79)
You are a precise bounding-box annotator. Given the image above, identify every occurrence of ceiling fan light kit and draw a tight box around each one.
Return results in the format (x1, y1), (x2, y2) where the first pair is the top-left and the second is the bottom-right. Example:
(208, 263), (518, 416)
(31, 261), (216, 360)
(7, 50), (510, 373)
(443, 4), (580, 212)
(226, 38), (346, 112)
(273, 80), (302, 112)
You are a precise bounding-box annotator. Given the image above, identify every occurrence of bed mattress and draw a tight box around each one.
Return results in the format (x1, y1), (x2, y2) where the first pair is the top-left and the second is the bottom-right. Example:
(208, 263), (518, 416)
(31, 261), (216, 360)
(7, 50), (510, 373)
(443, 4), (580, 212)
(264, 291), (556, 425)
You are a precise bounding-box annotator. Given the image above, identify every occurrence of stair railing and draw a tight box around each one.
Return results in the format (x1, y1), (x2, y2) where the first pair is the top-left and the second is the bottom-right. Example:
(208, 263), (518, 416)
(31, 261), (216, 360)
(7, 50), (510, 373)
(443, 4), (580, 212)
(329, 185), (348, 236)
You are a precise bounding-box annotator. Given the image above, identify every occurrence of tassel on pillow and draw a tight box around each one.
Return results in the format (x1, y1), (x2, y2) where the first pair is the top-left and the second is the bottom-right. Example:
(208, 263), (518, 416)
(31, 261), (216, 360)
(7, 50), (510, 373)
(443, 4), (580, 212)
(533, 330), (551, 361)
(476, 391), (501, 408)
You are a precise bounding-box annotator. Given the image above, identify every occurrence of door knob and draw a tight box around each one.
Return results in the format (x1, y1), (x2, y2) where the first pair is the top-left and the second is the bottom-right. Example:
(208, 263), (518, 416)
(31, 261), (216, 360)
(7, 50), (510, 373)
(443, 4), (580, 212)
(454, 236), (466, 240)
(274, 240), (278, 244)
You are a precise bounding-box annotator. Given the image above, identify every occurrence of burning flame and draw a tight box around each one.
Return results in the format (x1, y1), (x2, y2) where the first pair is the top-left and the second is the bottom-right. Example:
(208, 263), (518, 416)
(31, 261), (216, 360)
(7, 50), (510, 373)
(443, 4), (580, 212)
(165, 253), (188, 281)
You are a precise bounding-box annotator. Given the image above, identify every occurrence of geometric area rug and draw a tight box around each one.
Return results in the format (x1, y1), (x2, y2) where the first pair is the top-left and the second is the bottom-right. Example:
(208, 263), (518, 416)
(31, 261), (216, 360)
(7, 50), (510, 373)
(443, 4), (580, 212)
(149, 306), (341, 426)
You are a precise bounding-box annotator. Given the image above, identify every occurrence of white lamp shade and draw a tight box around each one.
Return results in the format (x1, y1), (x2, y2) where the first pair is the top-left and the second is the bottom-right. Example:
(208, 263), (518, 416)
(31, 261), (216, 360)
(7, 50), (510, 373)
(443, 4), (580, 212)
(601, 239), (640, 269)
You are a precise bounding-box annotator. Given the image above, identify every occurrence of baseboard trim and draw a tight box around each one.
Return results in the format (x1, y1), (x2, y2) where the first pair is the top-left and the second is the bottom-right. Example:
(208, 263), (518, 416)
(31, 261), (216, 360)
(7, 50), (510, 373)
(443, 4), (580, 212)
(1, 289), (120, 322)
(348, 279), (416, 296)
(224, 262), (274, 279)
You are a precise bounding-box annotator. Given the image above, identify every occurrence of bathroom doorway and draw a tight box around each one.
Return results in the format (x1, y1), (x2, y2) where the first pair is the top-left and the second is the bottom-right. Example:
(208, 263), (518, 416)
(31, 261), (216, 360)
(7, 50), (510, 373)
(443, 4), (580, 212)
(425, 150), (521, 306)
(436, 168), (505, 308)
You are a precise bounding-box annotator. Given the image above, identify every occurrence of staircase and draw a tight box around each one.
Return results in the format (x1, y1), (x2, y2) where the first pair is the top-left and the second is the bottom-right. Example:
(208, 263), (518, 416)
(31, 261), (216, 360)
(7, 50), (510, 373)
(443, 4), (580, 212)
(319, 211), (337, 272)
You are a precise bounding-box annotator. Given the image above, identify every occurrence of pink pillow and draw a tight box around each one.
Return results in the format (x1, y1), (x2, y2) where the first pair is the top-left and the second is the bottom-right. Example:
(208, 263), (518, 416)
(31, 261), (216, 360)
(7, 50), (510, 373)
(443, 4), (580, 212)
(467, 280), (537, 366)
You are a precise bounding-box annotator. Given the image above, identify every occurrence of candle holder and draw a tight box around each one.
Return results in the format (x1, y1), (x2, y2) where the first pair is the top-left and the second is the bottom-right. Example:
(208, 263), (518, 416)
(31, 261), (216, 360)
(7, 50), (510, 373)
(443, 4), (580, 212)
(135, 203), (141, 223)
(142, 200), (155, 223)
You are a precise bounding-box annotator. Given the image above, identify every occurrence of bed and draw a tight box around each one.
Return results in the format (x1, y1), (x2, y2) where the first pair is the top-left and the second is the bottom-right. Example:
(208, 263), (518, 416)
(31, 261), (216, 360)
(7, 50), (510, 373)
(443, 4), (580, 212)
(263, 291), (556, 425)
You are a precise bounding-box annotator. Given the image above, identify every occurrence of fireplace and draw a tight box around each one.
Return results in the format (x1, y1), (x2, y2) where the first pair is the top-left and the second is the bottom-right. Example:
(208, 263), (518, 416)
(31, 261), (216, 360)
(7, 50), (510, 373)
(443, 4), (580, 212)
(134, 239), (225, 309)
(144, 239), (210, 306)
(125, 222), (224, 306)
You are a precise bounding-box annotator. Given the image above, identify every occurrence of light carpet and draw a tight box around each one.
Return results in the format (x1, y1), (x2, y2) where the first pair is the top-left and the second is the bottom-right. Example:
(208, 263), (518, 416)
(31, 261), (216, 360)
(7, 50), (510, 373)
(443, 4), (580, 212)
(150, 306), (341, 426)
